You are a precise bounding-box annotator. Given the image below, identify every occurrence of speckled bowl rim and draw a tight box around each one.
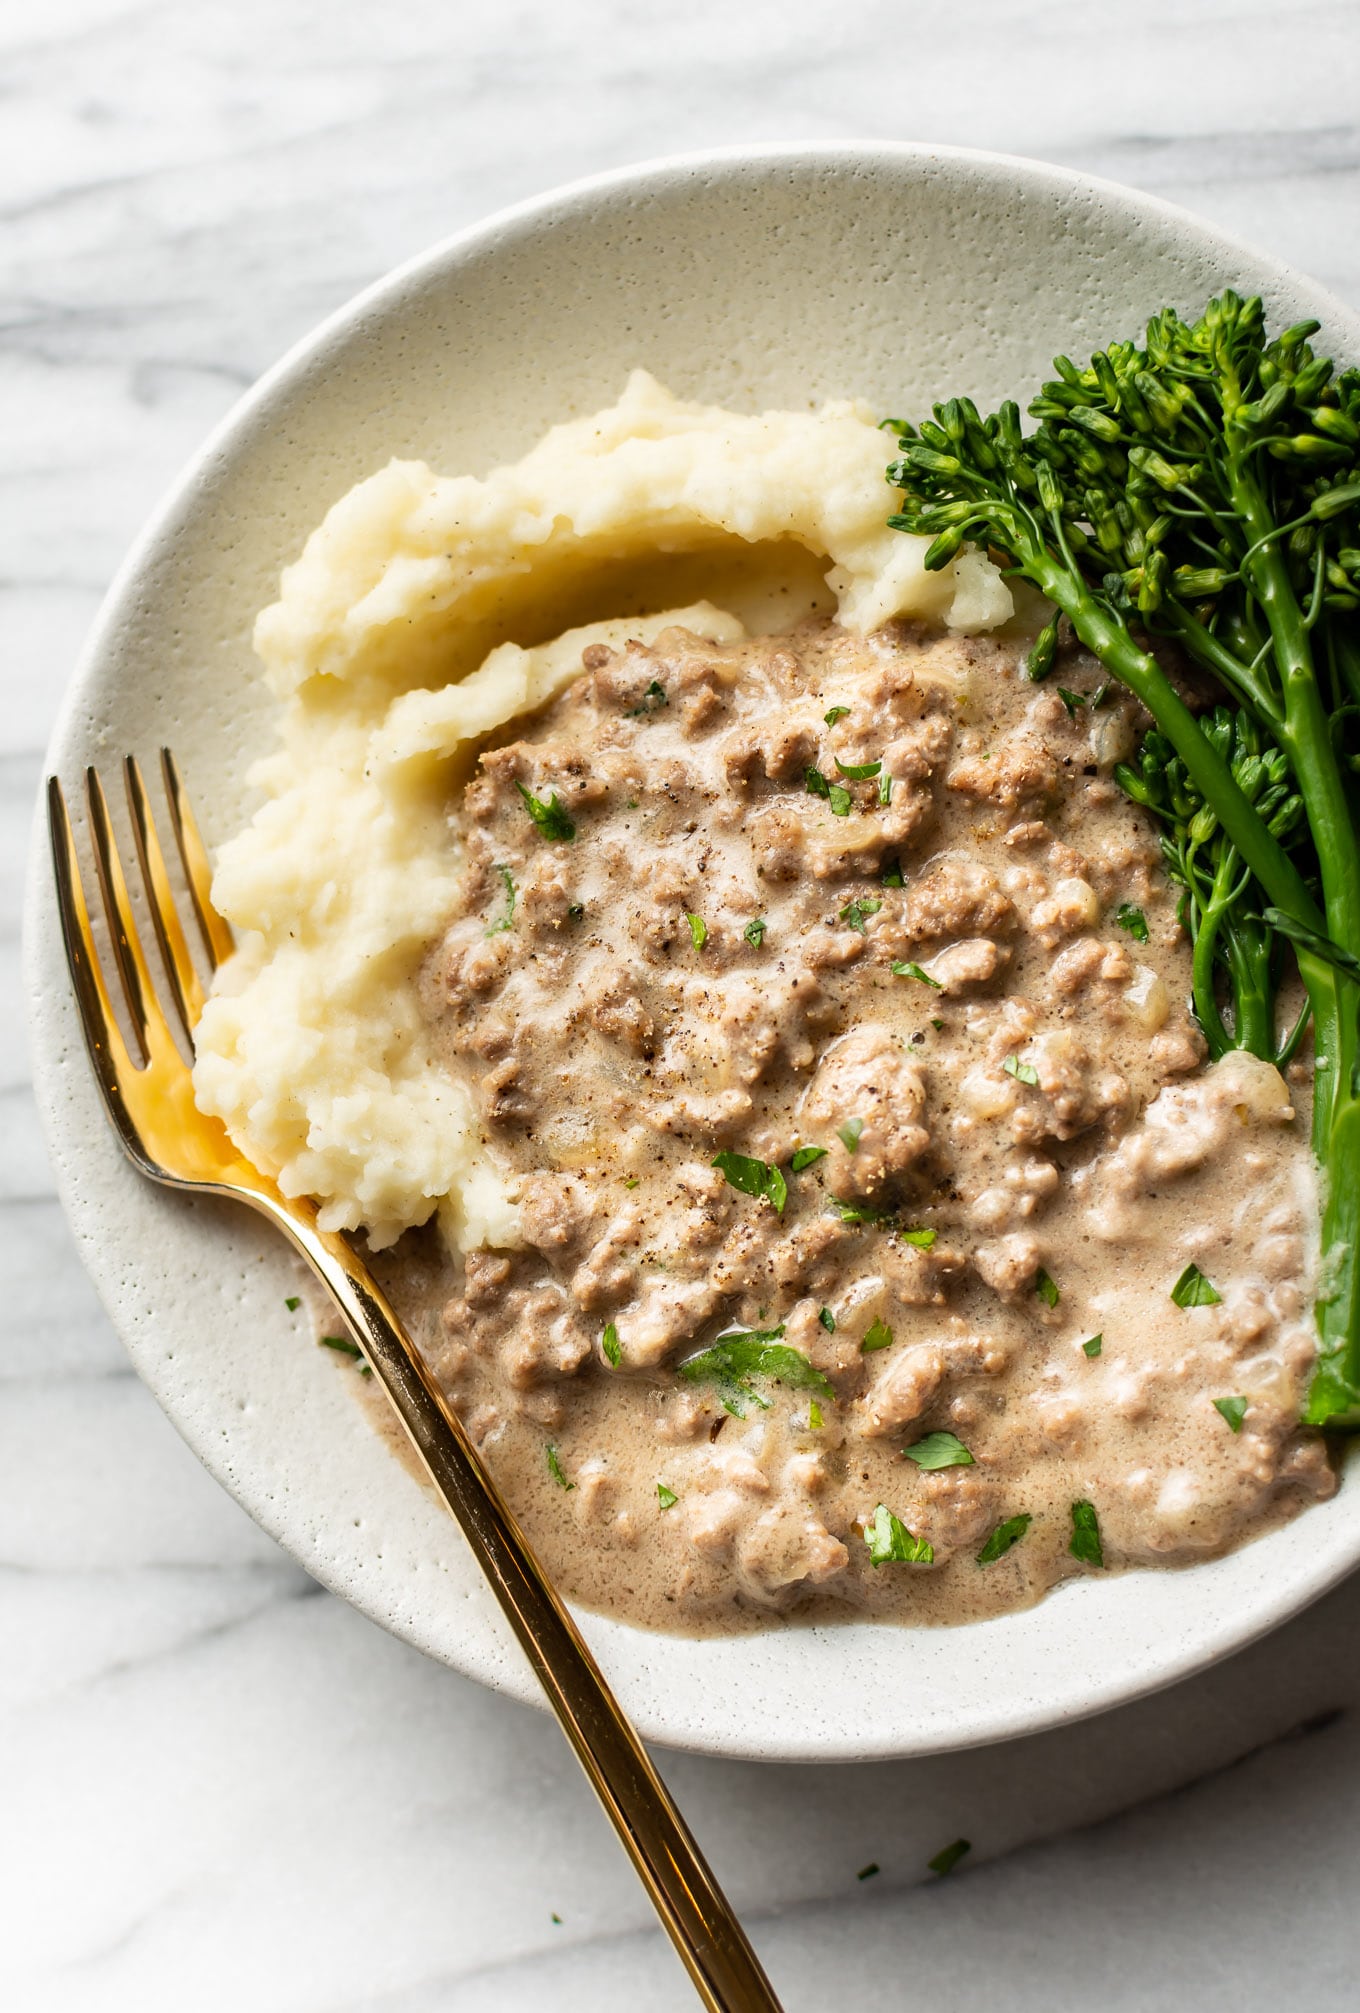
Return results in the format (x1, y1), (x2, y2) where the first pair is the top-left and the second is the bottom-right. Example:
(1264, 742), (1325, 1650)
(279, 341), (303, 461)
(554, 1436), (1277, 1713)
(24, 141), (1360, 1762)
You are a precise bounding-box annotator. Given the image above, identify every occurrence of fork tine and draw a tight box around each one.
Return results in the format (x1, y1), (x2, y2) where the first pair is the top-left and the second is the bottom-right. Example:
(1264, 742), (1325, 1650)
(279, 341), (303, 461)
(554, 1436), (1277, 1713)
(160, 749), (234, 972)
(125, 755), (205, 1040)
(87, 766), (185, 1068)
(48, 777), (140, 1110)
(85, 767), (157, 1066)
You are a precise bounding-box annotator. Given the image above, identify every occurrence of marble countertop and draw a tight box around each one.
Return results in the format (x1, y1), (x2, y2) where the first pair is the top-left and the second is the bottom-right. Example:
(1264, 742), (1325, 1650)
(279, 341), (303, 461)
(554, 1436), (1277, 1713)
(6, 3), (1360, 2007)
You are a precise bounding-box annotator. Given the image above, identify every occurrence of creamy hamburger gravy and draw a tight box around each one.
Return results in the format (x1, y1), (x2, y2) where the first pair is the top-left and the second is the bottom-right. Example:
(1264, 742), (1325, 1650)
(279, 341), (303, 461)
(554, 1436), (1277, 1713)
(379, 616), (1332, 1633)
(193, 375), (1333, 1635)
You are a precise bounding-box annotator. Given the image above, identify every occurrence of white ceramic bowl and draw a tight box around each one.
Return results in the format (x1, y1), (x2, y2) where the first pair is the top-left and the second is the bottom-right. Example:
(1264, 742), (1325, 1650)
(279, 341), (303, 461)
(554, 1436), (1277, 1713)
(26, 143), (1360, 1762)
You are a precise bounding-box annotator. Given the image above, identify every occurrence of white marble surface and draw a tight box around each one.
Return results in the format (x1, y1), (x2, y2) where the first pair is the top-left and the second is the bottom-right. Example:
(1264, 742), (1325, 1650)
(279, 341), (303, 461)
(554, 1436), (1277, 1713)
(6, 3), (1360, 2007)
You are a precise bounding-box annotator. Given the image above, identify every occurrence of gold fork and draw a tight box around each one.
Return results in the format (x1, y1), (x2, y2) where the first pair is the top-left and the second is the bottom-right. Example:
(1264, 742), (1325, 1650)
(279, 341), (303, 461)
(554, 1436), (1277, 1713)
(49, 753), (783, 2013)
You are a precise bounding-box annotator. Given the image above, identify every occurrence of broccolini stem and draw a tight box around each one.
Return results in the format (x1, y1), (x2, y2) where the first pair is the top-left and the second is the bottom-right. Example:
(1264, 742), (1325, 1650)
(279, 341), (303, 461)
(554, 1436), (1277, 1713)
(1021, 549), (1327, 934)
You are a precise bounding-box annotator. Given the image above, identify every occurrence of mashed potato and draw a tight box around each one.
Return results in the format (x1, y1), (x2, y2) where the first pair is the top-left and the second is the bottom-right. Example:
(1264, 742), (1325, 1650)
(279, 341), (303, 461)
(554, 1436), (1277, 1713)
(193, 372), (1012, 1248)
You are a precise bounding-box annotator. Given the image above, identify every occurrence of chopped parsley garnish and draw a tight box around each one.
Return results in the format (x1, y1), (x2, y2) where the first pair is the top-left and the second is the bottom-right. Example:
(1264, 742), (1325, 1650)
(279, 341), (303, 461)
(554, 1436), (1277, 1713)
(601, 1321), (622, 1367)
(865, 1504), (934, 1566)
(1213, 1395), (1249, 1432)
(1034, 1267), (1060, 1308)
(931, 1016), (944, 1030)
(546, 1443), (574, 1490)
(1082, 1333), (1104, 1358)
(712, 1149), (787, 1215)
(567, 902), (584, 921)
(834, 756), (882, 781)
(977, 1513), (1031, 1565)
(678, 1329), (832, 1417)
(878, 771), (893, 806)
(809, 1400), (824, 1430)
(1069, 1499), (1104, 1567)
(880, 860), (905, 888)
(829, 782), (853, 816)
(828, 1195), (891, 1225)
(285, 1296), (301, 1312)
(837, 1116), (864, 1153)
(320, 1333), (362, 1360)
(627, 679), (668, 716)
(1057, 687), (1087, 715)
(515, 780), (575, 842)
(861, 1317), (894, 1353)
(1115, 901), (1150, 943)
(901, 1227), (937, 1250)
(928, 1839), (971, 1877)
(656, 1482), (678, 1509)
(891, 959), (942, 988)
(825, 705), (851, 726)
(904, 1430), (973, 1470)
(623, 1176), (639, 1189)
(484, 862), (516, 936)
(744, 917), (767, 948)
(1003, 1053), (1039, 1086)
(1172, 1262), (1222, 1308)
(819, 1306), (837, 1333)
(840, 896), (882, 933)
(856, 1862), (880, 1881)
(686, 912), (708, 949)
(790, 1145), (828, 1172)
(805, 765), (831, 799)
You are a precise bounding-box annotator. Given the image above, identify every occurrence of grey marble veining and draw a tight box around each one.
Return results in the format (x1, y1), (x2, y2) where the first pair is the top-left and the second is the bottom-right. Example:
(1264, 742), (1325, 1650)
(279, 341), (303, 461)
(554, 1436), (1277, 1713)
(5, 3), (1360, 2008)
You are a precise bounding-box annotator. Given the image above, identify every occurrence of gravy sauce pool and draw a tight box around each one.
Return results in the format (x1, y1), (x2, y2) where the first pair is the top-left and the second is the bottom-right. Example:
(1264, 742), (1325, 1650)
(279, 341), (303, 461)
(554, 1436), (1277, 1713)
(372, 616), (1334, 1635)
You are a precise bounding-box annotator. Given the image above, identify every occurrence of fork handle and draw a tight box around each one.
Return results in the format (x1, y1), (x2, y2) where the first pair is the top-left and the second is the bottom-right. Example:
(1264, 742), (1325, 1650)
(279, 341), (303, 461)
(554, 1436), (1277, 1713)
(271, 1199), (783, 2013)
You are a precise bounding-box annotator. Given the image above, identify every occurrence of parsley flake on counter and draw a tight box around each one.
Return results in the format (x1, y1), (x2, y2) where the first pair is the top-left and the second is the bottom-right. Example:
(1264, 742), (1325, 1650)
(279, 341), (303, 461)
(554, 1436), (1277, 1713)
(837, 1116), (865, 1154)
(1172, 1262), (1222, 1308)
(856, 1862), (880, 1881)
(515, 781), (575, 842)
(840, 896), (882, 933)
(1034, 1268), (1060, 1308)
(825, 705), (851, 726)
(880, 860), (905, 887)
(829, 782), (853, 816)
(546, 1443), (574, 1490)
(834, 756), (882, 781)
(686, 912), (708, 949)
(1069, 1499), (1104, 1567)
(1003, 1053), (1039, 1086)
(892, 959), (942, 988)
(1214, 1395), (1249, 1432)
(601, 1321), (622, 1368)
(744, 916), (767, 948)
(791, 1144), (828, 1172)
(656, 1482), (678, 1509)
(904, 1430), (973, 1470)
(901, 1227), (937, 1250)
(878, 771), (893, 806)
(1082, 1334), (1104, 1358)
(285, 1296), (301, 1312)
(928, 1839), (971, 1877)
(712, 1150), (787, 1215)
(1057, 687), (1087, 716)
(861, 1318), (894, 1353)
(679, 1329), (832, 1417)
(865, 1504), (934, 1566)
(976, 1513), (1032, 1565)
(809, 1400), (824, 1430)
(818, 1306), (837, 1333)
(1115, 901), (1150, 943)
